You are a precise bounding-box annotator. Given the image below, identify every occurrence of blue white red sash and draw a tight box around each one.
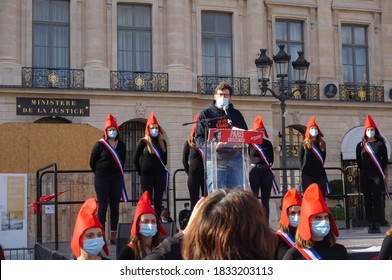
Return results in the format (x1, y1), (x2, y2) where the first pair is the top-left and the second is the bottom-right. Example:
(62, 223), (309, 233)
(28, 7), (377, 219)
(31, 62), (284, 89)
(195, 146), (205, 161)
(364, 142), (391, 200)
(144, 139), (170, 195)
(294, 244), (323, 260)
(99, 139), (129, 202)
(276, 230), (295, 248)
(251, 143), (280, 195)
(311, 146), (331, 194)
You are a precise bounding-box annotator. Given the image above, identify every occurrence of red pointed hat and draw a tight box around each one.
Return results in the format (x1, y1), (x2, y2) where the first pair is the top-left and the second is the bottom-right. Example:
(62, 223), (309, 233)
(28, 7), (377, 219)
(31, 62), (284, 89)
(297, 183), (338, 240)
(280, 188), (302, 228)
(145, 112), (163, 136)
(104, 114), (119, 140)
(363, 114), (380, 137)
(131, 191), (166, 236)
(305, 115), (323, 139)
(70, 198), (109, 257)
(252, 115), (269, 138)
(191, 113), (200, 137)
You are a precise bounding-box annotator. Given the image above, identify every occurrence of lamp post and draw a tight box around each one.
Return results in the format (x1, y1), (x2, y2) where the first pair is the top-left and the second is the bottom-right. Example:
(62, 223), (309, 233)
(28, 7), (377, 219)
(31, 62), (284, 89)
(255, 45), (310, 195)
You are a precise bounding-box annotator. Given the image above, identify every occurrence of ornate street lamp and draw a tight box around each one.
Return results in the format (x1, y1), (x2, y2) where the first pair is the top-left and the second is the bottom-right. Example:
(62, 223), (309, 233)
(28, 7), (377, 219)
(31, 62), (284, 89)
(255, 45), (310, 195)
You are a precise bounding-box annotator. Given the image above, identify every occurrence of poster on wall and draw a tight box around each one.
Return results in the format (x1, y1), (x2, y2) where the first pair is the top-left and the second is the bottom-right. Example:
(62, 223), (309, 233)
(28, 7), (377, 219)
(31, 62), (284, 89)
(0, 174), (27, 248)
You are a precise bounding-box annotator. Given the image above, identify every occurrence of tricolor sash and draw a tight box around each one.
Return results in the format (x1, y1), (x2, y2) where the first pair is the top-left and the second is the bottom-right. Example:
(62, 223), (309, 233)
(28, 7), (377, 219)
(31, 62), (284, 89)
(364, 142), (391, 200)
(144, 139), (170, 195)
(99, 139), (129, 202)
(276, 230), (295, 248)
(195, 146), (205, 161)
(251, 143), (280, 195)
(294, 244), (323, 260)
(311, 146), (331, 194)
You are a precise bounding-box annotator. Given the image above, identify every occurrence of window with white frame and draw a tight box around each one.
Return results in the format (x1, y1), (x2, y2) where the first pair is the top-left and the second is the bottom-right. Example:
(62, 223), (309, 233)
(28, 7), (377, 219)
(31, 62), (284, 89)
(341, 25), (368, 84)
(201, 12), (232, 76)
(275, 20), (304, 82)
(117, 4), (152, 72)
(32, 0), (70, 68)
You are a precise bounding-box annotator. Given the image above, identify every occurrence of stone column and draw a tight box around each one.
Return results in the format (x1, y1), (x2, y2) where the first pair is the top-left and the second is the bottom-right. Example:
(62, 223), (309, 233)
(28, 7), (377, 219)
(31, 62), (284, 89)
(0, 0), (21, 85)
(83, 0), (109, 88)
(245, 0), (264, 94)
(166, 0), (194, 91)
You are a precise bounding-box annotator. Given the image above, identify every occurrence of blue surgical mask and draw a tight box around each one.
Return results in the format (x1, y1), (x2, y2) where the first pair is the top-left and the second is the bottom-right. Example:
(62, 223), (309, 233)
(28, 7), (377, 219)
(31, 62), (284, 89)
(107, 130), (118, 139)
(216, 96), (229, 109)
(150, 128), (159, 138)
(311, 220), (330, 238)
(83, 237), (105, 256)
(366, 130), (375, 138)
(309, 128), (318, 137)
(289, 214), (300, 228)
(139, 223), (158, 237)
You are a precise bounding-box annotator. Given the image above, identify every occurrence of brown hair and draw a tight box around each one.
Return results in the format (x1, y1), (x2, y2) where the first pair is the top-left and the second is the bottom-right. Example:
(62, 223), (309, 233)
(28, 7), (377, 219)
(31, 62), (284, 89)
(303, 136), (326, 152)
(214, 81), (233, 96)
(129, 221), (163, 260)
(181, 189), (277, 259)
(386, 225), (392, 236)
(143, 135), (166, 154)
(295, 229), (336, 249)
(187, 135), (196, 148)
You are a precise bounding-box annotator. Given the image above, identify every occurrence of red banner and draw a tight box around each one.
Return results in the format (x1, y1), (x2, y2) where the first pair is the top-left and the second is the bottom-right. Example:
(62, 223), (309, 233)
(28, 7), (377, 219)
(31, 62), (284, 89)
(208, 128), (263, 144)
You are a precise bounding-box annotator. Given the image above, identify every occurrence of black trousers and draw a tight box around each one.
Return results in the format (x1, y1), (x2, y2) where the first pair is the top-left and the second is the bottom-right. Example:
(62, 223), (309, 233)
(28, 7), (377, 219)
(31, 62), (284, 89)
(187, 168), (205, 210)
(141, 173), (166, 218)
(249, 166), (273, 218)
(94, 171), (123, 231)
(360, 174), (384, 224)
(301, 174), (327, 197)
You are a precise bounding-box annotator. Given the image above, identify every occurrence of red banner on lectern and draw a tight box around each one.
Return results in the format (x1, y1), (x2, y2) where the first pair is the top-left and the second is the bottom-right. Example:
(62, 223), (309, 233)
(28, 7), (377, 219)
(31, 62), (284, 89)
(208, 128), (263, 144)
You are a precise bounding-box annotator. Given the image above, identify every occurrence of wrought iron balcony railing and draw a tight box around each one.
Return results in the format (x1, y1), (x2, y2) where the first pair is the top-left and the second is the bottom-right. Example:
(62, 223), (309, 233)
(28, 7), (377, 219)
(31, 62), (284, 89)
(267, 82), (320, 101)
(110, 71), (168, 92)
(22, 67), (84, 89)
(197, 76), (251, 95)
(339, 84), (384, 102)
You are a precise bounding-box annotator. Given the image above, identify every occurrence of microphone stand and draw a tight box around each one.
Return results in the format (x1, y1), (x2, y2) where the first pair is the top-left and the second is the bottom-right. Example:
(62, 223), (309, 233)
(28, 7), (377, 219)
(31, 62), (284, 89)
(182, 115), (227, 196)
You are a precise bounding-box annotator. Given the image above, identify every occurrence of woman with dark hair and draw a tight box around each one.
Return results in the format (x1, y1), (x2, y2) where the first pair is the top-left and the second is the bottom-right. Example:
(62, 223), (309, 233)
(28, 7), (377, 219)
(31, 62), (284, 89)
(356, 114), (388, 234)
(182, 113), (205, 210)
(283, 183), (348, 260)
(118, 191), (166, 260)
(181, 189), (277, 260)
(89, 114), (126, 244)
(299, 116), (329, 197)
(134, 112), (168, 218)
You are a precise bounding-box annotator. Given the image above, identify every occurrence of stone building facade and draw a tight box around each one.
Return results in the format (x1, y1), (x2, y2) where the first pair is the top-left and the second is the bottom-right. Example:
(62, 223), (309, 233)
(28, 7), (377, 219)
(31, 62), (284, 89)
(0, 0), (391, 245)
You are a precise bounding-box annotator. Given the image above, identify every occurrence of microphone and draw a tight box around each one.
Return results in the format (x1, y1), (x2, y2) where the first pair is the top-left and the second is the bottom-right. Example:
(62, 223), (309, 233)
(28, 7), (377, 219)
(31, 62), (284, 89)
(223, 106), (233, 127)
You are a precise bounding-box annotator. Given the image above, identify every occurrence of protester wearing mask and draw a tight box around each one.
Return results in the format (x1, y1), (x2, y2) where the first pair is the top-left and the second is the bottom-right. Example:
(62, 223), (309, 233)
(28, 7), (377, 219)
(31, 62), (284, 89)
(356, 114), (388, 234)
(118, 191), (166, 260)
(275, 188), (302, 259)
(89, 114), (127, 244)
(71, 198), (110, 260)
(134, 112), (168, 218)
(283, 183), (348, 260)
(195, 81), (248, 193)
(299, 116), (328, 197)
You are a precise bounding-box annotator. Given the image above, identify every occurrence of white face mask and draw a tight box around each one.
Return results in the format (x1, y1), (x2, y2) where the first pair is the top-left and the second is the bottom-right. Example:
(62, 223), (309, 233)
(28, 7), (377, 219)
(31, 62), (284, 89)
(215, 96), (229, 109)
(150, 128), (159, 137)
(366, 130), (375, 138)
(309, 128), (318, 137)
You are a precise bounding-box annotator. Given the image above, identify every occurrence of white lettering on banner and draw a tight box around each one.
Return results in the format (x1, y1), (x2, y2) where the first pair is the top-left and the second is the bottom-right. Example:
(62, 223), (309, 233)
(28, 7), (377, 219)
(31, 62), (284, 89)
(230, 130), (244, 138)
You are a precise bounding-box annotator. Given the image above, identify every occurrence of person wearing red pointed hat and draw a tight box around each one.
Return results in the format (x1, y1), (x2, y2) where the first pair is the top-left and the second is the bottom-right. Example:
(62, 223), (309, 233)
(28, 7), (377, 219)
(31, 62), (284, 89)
(275, 188), (302, 259)
(283, 183), (348, 260)
(356, 114), (388, 234)
(299, 115), (328, 197)
(182, 113), (205, 210)
(70, 198), (110, 260)
(118, 191), (166, 260)
(249, 115), (275, 220)
(89, 114), (126, 244)
(133, 112), (168, 218)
